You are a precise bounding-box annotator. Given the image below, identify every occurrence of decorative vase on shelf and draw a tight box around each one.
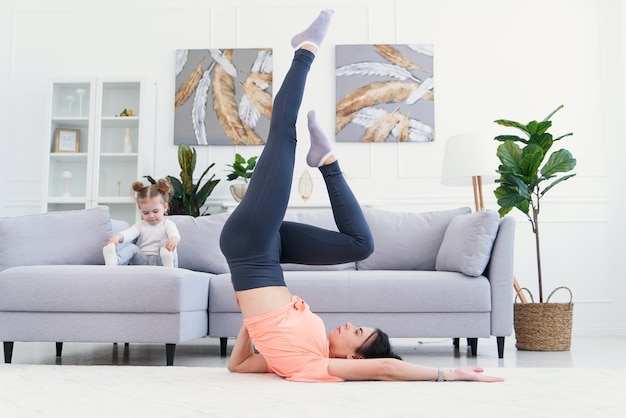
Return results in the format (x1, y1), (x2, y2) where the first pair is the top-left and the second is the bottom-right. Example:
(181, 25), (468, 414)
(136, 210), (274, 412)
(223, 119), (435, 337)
(62, 170), (72, 197)
(229, 183), (248, 203)
(123, 128), (133, 153)
(298, 169), (313, 202)
(76, 88), (86, 117)
(65, 95), (75, 117)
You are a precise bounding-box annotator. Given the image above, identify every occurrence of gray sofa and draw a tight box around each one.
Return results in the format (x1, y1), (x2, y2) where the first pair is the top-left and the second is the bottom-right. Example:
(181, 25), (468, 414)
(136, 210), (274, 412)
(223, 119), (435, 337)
(0, 204), (515, 365)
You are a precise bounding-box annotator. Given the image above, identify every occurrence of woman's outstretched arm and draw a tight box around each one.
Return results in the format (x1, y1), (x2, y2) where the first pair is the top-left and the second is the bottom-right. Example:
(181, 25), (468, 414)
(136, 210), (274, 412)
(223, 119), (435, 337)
(227, 324), (268, 374)
(327, 358), (503, 382)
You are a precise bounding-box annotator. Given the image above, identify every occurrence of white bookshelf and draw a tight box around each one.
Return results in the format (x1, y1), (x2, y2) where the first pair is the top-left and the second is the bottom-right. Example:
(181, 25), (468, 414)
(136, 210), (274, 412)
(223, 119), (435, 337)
(43, 78), (147, 224)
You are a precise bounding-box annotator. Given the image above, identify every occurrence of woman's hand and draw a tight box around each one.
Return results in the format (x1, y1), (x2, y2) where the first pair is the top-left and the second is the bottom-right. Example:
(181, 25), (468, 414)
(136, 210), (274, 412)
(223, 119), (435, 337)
(329, 359), (504, 382)
(444, 366), (504, 382)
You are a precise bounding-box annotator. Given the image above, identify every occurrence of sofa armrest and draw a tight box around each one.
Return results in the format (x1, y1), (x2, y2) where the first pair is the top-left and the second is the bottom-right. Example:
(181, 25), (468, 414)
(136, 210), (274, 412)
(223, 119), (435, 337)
(485, 216), (515, 337)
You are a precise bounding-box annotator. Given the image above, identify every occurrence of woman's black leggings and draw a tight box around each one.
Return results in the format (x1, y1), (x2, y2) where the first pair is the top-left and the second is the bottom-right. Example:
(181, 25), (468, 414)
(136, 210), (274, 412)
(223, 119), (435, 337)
(219, 49), (374, 291)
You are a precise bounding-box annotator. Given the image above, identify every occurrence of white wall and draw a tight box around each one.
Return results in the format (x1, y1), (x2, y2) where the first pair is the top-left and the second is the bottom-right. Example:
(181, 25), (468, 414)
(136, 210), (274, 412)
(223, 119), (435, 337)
(1, 0), (624, 335)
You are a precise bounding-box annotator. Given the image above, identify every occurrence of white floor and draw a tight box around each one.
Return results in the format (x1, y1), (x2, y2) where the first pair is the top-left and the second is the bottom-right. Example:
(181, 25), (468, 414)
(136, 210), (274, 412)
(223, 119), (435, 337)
(6, 335), (625, 369)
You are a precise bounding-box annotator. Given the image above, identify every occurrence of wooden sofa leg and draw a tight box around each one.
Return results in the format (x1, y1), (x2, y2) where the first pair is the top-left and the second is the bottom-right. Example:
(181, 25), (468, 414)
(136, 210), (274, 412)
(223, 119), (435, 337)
(165, 343), (176, 366)
(453, 338), (460, 348)
(56, 342), (63, 357)
(220, 338), (228, 357)
(467, 338), (478, 356)
(4, 342), (14, 363)
(497, 337), (505, 359)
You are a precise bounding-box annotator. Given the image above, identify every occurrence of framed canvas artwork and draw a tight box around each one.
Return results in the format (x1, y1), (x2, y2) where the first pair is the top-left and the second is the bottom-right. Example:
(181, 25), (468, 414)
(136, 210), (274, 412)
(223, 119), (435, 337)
(174, 48), (273, 145)
(335, 44), (434, 143)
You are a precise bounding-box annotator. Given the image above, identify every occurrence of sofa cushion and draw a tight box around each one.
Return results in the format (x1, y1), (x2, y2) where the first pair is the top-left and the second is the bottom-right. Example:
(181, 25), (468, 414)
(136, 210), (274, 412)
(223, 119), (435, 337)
(209, 270), (492, 313)
(435, 210), (500, 277)
(0, 265), (210, 312)
(0, 206), (112, 271)
(169, 213), (231, 274)
(356, 207), (471, 271)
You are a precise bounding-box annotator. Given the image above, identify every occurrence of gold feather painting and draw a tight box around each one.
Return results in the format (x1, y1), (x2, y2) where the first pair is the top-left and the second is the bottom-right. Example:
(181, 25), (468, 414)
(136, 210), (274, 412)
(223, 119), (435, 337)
(174, 48), (273, 145)
(335, 44), (434, 142)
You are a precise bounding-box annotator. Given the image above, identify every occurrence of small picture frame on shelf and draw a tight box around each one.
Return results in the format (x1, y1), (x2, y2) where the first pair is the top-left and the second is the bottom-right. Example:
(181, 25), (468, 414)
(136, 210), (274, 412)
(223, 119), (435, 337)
(54, 128), (80, 153)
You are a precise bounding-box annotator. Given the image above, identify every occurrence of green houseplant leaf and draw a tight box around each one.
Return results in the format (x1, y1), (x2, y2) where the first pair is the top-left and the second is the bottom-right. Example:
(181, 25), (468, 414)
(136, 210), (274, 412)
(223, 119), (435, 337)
(226, 153), (258, 183)
(493, 105), (576, 302)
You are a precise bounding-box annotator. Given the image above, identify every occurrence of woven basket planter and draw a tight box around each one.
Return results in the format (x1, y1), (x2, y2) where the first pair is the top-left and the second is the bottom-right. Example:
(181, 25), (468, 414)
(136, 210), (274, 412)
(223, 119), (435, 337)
(514, 286), (573, 351)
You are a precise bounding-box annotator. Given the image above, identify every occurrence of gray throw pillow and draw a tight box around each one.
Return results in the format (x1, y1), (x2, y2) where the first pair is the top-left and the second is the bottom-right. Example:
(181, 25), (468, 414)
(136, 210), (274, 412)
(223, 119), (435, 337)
(169, 213), (231, 274)
(357, 207), (471, 271)
(0, 206), (112, 270)
(435, 210), (500, 277)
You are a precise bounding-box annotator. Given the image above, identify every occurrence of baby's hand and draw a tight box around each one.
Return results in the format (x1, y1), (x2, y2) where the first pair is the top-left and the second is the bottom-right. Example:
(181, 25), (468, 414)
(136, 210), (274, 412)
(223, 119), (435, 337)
(165, 237), (179, 251)
(107, 234), (123, 246)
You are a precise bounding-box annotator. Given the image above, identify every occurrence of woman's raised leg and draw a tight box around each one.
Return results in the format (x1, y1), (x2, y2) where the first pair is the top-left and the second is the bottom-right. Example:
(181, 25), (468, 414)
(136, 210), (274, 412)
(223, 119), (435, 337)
(279, 111), (374, 265)
(220, 10), (334, 290)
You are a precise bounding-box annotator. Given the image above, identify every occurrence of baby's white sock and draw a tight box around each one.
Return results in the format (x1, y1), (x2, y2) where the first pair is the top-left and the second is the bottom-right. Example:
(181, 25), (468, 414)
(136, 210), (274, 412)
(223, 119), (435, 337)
(160, 247), (174, 268)
(103, 243), (118, 266)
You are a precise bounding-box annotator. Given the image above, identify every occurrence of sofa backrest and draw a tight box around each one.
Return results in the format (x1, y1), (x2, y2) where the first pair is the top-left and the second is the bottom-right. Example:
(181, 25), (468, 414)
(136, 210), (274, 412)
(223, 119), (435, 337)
(170, 207), (474, 274)
(0, 205), (490, 275)
(357, 206), (471, 271)
(0, 206), (113, 271)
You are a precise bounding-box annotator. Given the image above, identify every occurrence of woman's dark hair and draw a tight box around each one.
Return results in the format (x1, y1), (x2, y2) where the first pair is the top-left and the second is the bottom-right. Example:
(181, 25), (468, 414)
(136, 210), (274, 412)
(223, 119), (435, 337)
(356, 328), (402, 360)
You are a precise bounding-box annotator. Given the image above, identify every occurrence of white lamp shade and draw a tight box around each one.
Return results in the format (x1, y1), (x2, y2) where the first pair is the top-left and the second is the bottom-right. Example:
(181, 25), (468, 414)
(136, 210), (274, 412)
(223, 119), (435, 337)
(441, 132), (500, 187)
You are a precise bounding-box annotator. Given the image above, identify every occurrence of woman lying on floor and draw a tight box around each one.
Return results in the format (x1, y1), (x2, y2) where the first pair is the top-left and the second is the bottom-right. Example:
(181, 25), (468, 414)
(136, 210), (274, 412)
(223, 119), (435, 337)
(220, 10), (503, 383)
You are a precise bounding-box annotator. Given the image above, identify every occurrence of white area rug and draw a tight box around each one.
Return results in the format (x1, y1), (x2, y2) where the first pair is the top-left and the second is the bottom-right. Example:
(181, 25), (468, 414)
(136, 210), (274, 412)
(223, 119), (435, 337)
(1, 365), (624, 417)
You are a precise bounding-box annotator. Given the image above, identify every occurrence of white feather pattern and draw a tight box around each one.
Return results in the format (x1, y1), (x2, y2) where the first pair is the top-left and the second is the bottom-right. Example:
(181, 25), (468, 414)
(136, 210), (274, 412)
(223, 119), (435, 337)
(251, 50), (273, 74)
(175, 50), (188, 76)
(353, 107), (432, 142)
(210, 49), (238, 77)
(407, 44), (434, 56)
(191, 63), (215, 145)
(251, 75), (269, 91)
(238, 95), (261, 129)
(350, 107), (387, 128)
(390, 122), (402, 138)
(407, 118), (434, 142)
(406, 77), (434, 105)
(336, 62), (418, 82)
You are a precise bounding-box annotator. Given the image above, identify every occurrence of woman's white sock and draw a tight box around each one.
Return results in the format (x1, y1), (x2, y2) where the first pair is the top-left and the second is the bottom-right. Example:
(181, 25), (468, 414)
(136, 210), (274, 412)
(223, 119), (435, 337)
(306, 110), (334, 167)
(291, 9), (334, 51)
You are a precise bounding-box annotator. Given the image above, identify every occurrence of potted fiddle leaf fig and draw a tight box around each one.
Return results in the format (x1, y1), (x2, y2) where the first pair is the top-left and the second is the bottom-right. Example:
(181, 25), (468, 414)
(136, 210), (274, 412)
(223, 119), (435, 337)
(146, 143), (220, 217)
(493, 104), (577, 351)
(226, 153), (257, 202)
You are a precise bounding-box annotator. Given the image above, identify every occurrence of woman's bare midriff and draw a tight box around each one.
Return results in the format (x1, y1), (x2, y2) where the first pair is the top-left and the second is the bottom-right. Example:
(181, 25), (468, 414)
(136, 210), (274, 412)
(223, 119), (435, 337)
(236, 286), (293, 318)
